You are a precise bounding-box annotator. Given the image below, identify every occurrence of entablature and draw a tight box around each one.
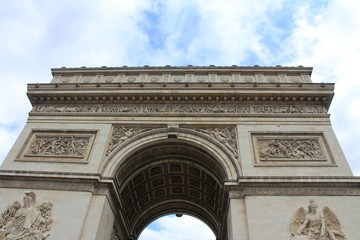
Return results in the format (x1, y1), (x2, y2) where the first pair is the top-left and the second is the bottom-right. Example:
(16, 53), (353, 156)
(27, 82), (334, 108)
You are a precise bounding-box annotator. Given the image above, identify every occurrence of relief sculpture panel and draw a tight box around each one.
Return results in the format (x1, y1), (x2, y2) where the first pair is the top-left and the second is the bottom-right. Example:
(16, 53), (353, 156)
(0, 192), (53, 240)
(105, 126), (150, 157)
(197, 127), (238, 159)
(18, 131), (96, 163)
(291, 200), (346, 240)
(252, 133), (334, 166)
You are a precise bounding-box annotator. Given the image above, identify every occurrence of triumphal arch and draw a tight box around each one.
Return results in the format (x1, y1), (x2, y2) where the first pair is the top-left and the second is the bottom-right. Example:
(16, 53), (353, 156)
(0, 66), (359, 240)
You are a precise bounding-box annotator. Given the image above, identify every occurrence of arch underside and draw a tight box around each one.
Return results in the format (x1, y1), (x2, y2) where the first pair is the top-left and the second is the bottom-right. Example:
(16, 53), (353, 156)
(114, 141), (230, 239)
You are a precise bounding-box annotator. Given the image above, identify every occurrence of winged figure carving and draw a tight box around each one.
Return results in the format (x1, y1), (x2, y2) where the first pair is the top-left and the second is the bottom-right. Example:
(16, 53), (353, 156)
(290, 200), (346, 240)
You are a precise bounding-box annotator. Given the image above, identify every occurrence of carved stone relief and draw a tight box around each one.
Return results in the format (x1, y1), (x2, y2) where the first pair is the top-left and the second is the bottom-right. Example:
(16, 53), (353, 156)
(106, 126), (150, 157)
(197, 127), (238, 159)
(291, 200), (346, 240)
(252, 133), (333, 166)
(32, 104), (327, 115)
(18, 131), (96, 163)
(0, 192), (53, 240)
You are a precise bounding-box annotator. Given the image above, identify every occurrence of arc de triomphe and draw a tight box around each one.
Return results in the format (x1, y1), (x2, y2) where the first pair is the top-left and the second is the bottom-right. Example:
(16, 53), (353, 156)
(0, 66), (358, 240)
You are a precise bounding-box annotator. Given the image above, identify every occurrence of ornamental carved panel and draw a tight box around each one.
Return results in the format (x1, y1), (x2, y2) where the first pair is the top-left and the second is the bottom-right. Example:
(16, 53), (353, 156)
(18, 130), (97, 163)
(196, 127), (238, 159)
(251, 133), (334, 166)
(105, 126), (151, 157)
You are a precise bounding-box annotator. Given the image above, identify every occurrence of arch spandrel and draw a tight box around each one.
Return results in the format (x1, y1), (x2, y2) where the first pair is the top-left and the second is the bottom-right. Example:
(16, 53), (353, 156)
(101, 127), (241, 180)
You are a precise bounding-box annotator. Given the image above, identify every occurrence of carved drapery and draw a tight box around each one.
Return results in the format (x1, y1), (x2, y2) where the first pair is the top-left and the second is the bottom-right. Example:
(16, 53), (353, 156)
(0, 192), (53, 240)
(291, 200), (346, 240)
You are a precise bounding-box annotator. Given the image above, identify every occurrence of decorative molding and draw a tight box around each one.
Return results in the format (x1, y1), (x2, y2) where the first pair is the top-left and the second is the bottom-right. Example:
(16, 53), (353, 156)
(291, 200), (346, 240)
(226, 178), (360, 198)
(17, 130), (96, 163)
(251, 132), (335, 167)
(0, 192), (53, 240)
(31, 104), (328, 116)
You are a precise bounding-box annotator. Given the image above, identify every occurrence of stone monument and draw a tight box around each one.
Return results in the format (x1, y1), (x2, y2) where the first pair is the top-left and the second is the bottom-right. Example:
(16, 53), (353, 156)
(0, 65), (358, 240)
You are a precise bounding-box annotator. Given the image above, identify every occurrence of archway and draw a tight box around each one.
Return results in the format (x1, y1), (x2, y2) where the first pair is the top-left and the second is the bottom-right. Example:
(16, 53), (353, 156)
(138, 214), (215, 240)
(111, 132), (236, 240)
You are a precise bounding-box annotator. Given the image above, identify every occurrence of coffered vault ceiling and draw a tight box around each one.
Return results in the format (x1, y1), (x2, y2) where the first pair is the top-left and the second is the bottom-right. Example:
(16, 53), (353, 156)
(114, 141), (228, 239)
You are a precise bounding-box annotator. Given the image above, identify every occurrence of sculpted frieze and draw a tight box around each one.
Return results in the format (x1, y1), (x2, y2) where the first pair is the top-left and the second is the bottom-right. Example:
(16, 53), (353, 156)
(32, 104), (327, 115)
(0, 192), (53, 240)
(291, 200), (346, 240)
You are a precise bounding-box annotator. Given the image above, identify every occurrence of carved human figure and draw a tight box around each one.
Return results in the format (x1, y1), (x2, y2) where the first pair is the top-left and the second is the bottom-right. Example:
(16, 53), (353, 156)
(211, 128), (238, 158)
(295, 200), (325, 239)
(291, 200), (346, 240)
(0, 192), (49, 240)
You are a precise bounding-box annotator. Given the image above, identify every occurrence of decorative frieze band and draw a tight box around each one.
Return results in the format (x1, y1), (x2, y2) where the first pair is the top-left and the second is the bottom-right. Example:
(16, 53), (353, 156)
(31, 104), (327, 116)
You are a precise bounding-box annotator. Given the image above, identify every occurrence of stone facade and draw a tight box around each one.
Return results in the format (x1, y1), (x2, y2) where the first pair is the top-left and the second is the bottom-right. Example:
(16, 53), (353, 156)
(0, 66), (359, 240)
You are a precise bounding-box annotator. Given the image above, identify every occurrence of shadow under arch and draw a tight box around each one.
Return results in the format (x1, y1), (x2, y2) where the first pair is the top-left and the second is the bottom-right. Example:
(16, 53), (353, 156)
(102, 127), (240, 240)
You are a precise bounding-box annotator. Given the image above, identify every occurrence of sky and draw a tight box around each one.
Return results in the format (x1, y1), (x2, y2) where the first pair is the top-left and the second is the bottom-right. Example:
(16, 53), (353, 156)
(0, 0), (359, 239)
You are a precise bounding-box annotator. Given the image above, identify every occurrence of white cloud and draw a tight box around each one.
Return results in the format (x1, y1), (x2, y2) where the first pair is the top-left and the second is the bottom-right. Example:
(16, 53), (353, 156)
(283, 0), (360, 174)
(139, 215), (215, 240)
(0, 0), (360, 238)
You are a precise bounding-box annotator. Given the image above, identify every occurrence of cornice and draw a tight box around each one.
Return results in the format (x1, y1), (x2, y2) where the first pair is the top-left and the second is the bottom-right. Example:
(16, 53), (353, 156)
(51, 65), (313, 76)
(27, 82), (334, 109)
(225, 176), (360, 198)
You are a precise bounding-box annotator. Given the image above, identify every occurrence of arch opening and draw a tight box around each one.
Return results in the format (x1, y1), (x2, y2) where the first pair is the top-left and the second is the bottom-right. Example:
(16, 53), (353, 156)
(114, 139), (230, 239)
(138, 214), (215, 240)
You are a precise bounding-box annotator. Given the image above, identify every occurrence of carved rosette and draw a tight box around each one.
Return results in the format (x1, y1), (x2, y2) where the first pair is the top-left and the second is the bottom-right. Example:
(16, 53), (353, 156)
(197, 127), (238, 159)
(0, 192), (53, 240)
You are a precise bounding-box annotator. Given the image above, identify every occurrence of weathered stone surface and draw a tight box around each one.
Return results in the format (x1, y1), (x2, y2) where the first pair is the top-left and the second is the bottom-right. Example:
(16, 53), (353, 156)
(0, 66), (358, 240)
